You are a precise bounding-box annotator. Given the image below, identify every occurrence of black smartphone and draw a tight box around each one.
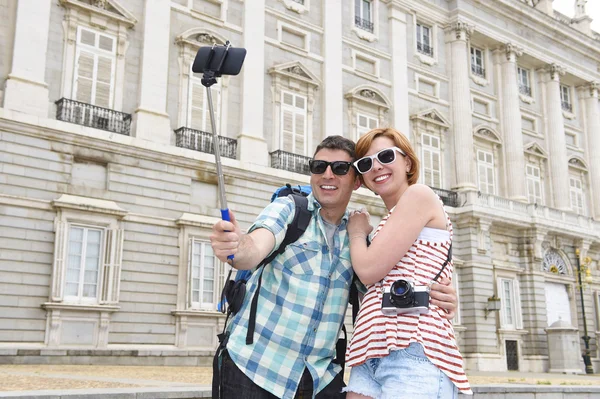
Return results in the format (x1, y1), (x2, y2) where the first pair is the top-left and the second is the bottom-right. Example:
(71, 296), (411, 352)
(192, 45), (247, 76)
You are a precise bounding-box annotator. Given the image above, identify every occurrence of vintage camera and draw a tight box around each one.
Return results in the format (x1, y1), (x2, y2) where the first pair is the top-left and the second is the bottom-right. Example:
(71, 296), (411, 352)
(382, 279), (430, 315)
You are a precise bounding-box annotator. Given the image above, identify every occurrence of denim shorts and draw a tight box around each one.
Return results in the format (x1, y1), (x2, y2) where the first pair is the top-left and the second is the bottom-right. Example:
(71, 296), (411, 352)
(344, 342), (459, 399)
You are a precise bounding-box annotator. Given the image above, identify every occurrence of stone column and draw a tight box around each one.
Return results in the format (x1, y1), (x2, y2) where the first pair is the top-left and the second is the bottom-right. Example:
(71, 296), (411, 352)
(499, 43), (527, 202)
(389, 3), (410, 137)
(446, 21), (476, 191)
(323, 0), (343, 138)
(580, 82), (600, 218)
(132, 0), (172, 144)
(237, 0), (269, 165)
(540, 64), (570, 210)
(3, 0), (52, 117)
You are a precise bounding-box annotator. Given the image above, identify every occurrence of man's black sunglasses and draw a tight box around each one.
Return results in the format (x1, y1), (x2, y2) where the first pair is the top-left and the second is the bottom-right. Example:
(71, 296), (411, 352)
(308, 160), (354, 176)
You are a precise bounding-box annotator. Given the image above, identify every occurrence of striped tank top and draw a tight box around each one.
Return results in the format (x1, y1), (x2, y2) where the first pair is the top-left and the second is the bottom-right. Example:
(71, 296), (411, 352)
(346, 201), (472, 394)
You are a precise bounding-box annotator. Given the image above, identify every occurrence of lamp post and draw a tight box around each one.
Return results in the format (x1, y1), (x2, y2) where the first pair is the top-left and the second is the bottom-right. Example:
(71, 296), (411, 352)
(575, 248), (594, 374)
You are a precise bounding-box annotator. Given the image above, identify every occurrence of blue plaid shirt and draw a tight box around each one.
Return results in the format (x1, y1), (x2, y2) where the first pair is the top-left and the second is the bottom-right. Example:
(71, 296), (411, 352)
(226, 193), (353, 399)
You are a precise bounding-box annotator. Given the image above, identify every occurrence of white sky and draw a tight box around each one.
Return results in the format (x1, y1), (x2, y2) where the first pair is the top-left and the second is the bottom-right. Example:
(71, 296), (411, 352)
(552, 0), (600, 31)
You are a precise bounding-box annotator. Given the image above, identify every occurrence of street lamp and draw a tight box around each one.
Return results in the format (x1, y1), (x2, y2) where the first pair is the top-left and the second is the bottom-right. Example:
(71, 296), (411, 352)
(575, 247), (594, 375)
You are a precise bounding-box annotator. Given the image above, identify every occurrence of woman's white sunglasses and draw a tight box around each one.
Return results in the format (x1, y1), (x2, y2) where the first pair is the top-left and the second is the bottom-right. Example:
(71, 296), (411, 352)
(353, 147), (406, 174)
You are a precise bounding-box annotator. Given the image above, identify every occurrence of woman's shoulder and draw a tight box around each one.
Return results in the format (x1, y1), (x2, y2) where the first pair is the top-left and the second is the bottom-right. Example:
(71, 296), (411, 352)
(403, 184), (438, 201)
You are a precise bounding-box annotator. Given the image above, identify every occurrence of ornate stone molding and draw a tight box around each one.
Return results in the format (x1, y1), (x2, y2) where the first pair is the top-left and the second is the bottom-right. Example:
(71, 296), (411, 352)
(568, 156), (588, 171)
(585, 81), (599, 97)
(543, 249), (568, 275)
(450, 20), (474, 41)
(503, 43), (523, 62)
(545, 63), (566, 81)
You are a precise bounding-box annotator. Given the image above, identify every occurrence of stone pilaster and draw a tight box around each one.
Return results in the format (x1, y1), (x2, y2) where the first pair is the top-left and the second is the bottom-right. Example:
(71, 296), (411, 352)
(447, 21), (476, 191)
(132, 0), (172, 144)
(323, 0), (343, 138)
(580, 82), (600, 219)
(237, 0), (269, 165)
(498, 43), (527, 202)
(540, 64), (570, 210)
(3, 0), (52, 117)
(388, 3), (410, 136)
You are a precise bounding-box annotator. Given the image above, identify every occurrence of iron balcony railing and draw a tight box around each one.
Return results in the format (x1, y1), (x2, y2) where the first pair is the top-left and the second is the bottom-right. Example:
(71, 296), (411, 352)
(270, 150), (311, 176)
(471, 64), (485, 77)
(561, 101), (573, 113)
(417, 41), (434, 57)
(355, 16), (374, 33)
(519, 84), (532, 97)
(430, 187), (460, 207)
(55, 98), (131, 135)
(292, 0), (304, 3)
(174, 127), (237, 159)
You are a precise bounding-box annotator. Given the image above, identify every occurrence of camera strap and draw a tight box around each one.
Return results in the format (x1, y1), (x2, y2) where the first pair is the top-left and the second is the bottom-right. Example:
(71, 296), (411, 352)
(432, 242), (452, 283)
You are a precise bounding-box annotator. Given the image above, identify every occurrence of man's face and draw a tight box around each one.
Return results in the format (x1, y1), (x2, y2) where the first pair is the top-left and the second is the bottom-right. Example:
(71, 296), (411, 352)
(310, 148), (361, 212)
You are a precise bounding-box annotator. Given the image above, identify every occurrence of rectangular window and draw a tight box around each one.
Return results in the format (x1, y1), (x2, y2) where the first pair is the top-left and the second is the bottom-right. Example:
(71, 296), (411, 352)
(498, 278), (523, 330)
(526, 164), (543, 205)
(188, 67), (221, 134)
(355, 0), (373, 32)
(560, 85), (572, 112)
(470, 47), (485, 77)
(477, 150), (495, 195)
(517, 67), (531, 97)
(421, 134), (441, 188)
(569, 177), (585, 215)
(416, 23), (433, 56)
(190, 240), (217, 310)
(281, 91), (308, 155)
(73, 27), (116, 108)
(65, 226), (103, 302)
(356, 113), (378, 138)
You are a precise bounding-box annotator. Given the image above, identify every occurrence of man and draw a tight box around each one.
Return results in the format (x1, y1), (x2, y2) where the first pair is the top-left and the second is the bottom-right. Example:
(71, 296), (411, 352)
(210, 135), (457, 399)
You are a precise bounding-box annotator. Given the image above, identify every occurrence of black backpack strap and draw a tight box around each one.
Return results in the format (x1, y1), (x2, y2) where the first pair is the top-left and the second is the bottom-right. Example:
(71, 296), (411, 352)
(333, 324), (347, 374)
(246, 194), (311, 345)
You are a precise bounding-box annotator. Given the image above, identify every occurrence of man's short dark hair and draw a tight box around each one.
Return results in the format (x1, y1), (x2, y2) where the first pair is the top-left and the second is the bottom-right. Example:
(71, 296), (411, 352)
(313, 135), (355, 160)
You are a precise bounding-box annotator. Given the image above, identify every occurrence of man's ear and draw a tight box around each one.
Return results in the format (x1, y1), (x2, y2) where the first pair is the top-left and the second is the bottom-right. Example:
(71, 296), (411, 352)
(353, 176), (362, 191)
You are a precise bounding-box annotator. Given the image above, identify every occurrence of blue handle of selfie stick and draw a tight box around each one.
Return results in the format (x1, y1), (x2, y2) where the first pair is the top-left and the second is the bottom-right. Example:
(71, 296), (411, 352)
(221, 208), (234, 261)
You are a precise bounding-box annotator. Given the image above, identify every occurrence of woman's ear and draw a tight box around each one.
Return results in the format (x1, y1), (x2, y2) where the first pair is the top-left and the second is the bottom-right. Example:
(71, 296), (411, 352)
(404, 156), (412, 173)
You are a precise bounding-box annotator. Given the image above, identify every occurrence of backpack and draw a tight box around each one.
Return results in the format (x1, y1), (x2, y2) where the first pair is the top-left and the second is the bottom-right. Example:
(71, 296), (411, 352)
(212, 183), (357, 399)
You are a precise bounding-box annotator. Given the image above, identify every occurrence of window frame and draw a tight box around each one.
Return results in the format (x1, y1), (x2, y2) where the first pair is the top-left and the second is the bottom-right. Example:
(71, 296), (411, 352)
(280, 90), (309, 156)
(517, 66), (531, 97)
(72, 26), (117, 109)
(421, 133), (442, 188)
(569, 176), (585, 215)
(64, 224), (106, 304)
(356, 112), (378, 138)
(189, 239), (219, 311)
(525, 164), (543, 205)
(354, 0), (373, 30)
(186, 64), (222, 134)
(560, 84), (572, 112)
(477, 149), (496, 195)
(416, 23), (433, 57)
(470, 46), (485, 77)
(498, 277), (523, 330)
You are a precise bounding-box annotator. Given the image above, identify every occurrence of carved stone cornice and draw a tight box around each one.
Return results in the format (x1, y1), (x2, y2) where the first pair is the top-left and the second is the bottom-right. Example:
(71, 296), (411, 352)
(584, 81), (599, 97)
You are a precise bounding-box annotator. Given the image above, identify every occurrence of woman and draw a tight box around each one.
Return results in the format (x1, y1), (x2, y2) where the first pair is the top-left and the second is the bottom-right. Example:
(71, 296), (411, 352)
(344, 128), (472, 398)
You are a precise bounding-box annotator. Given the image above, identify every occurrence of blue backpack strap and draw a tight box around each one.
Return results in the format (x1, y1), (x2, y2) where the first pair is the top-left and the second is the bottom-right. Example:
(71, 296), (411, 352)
(246, 194), (311, 345)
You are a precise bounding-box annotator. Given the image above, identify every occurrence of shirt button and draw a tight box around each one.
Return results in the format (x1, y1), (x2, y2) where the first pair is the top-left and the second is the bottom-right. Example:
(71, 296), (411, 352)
(313, 328), (317, 332)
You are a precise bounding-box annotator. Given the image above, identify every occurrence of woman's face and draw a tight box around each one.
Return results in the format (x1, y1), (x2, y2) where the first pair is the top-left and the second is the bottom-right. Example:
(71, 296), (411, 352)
(360, 136), (411, 198)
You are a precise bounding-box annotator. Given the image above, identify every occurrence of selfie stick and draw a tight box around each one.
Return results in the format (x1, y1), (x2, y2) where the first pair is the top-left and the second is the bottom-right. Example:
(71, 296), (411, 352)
(201, 42), (234, 260)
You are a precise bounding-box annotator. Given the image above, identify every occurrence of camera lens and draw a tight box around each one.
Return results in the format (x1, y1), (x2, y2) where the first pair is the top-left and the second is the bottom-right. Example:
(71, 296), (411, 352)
(390, 279), (414, 306)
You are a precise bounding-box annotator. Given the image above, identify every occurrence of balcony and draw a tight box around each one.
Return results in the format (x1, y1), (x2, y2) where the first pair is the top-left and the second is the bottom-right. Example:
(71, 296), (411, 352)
(561, 101), (573, 113)
(355, 16), (374, 33)
(519, 84), (532, 97)
(417, 41), (434, 57)
(270, 150), (311, 176)
(174, 127), (237, 159)
(471, 64), (485, 77)
(430, 187), (460, 208)
(55, 98), (131, 135)
(292, 0), (304, 3)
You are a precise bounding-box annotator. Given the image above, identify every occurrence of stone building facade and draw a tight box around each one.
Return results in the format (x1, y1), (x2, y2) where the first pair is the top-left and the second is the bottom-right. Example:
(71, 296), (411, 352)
(1, 0), (600, 373)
